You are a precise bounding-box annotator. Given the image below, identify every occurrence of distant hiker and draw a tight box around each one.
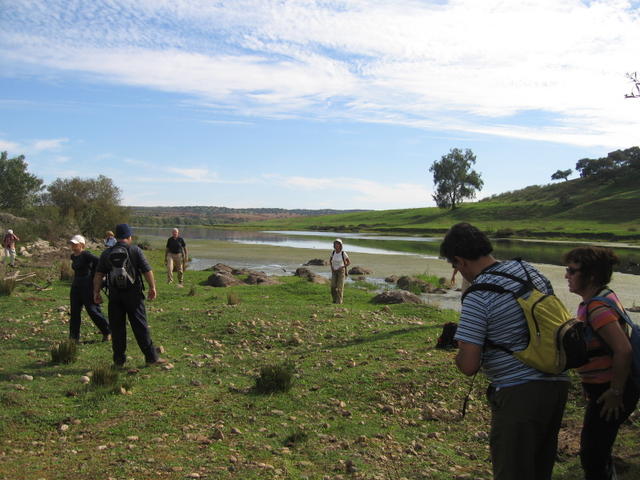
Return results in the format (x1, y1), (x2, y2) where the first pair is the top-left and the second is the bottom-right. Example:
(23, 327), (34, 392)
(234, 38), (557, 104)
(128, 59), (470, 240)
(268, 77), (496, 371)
(104, 230), (116, 248)
(564, 246), (639, 480)
(165, 228), (188, 287)
(330, 238), (350, 304)
(3, 228), (20, 267)
(68, 235), (111, 342)
(93, 223), (166, 367)
(441, 223), (568, 480)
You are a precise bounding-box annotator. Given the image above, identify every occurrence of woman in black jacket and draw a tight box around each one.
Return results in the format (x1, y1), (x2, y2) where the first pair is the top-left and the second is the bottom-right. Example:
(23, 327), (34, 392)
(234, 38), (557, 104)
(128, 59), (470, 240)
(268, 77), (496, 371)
(69, 235), (111, 342)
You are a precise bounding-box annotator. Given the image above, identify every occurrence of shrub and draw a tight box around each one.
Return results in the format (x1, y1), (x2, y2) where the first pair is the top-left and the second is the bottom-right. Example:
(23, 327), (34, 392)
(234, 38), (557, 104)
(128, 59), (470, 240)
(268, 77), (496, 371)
(59, 261), (73, 281)
(283, 429), (309, 447)
(136, 238), (152, 250)
(0, 269), (16, 296)
(91, 365), (120, 387)
(254, 362), (294, 394)
(227, 292), (241, 305)
(51, 340), (78, 364)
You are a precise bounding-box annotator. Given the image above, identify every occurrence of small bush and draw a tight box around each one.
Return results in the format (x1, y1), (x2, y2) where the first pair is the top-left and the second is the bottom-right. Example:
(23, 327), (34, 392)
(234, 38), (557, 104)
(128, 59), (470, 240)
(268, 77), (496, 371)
(59, 261), (73, 281)
(284, 429), (309, 447)
(51, 340), (78, 364)
(0, 274), (16, 296)
(136, 238), (152, 250)
(227, 292), (241, 305)
(254, 362), (294, 394)
(91, 365), (120, 387)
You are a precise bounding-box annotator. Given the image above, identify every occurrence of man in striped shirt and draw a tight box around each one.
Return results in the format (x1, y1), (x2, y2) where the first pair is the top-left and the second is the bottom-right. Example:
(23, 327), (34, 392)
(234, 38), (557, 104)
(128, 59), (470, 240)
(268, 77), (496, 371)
(441, 223), (569, 480)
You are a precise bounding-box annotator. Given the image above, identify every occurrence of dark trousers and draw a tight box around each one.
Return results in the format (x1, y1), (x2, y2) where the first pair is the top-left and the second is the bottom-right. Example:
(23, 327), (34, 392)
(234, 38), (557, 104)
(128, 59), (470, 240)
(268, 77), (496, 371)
(107, 289), (158, 365)
(581, 379), (640, 480)
(69, 278), (110, 340)
(487, 380), (569, 480)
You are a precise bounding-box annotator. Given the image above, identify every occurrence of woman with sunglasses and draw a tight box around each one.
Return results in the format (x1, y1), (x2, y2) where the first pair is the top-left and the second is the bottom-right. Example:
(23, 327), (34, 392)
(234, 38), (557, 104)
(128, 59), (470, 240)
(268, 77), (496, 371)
(564, 246), (638, 480)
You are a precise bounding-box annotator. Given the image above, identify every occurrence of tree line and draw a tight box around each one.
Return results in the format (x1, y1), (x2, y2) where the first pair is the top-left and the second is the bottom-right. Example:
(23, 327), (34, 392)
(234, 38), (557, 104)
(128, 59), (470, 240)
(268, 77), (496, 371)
(0, 151), (128, 240)
(551, 147), (640, 182)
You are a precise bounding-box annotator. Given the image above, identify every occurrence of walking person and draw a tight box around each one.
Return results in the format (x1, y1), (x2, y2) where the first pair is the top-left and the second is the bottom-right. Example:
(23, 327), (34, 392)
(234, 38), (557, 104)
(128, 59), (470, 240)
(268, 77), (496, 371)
(3, 229), (20, 267)
(442, 223), (569, 480)
(329, 238), (350, 304)
(564, 246), (639, 480)
(165, 228), (188, 287)
(68, 235), (111, 342)
(93, 224), (166, 367)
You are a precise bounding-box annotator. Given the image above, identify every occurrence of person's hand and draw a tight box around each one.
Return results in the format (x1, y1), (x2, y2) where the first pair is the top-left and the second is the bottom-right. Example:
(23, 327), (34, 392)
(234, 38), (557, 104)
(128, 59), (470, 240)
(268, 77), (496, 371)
(94, 292), (103, 305)
(147, 287), (157, 301)
(597, 388), (624, 421)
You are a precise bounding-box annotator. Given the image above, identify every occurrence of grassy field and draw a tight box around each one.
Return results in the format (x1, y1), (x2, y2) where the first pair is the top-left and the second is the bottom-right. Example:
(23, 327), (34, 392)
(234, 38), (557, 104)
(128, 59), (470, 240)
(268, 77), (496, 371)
(1, 249), (639, 479)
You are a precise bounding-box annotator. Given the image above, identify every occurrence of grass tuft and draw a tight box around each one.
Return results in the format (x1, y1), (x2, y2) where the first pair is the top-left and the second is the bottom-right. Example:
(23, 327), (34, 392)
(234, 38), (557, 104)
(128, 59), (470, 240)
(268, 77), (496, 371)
(254, 361), (294, 394)
(227, 292), (241, 305)
(91, 365), (120, 387)
(50, 339), (78, 364)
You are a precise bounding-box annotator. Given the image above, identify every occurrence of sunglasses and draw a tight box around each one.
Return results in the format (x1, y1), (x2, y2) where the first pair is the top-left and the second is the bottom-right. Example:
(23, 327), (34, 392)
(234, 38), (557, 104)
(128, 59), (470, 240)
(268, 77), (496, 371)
(565, 266), (581, 275)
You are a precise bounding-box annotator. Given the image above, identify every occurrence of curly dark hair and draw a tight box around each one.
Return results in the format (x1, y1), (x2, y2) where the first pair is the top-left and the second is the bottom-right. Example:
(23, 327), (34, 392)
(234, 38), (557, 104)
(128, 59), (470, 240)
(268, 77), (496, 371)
(563, 246), (619, 288)
(440, 223), (493, 262)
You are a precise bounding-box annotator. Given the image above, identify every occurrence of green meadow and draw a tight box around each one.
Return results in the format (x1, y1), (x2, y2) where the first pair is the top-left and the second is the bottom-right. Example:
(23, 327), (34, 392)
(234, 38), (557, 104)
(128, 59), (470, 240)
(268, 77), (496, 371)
(0, 250), (638, 479)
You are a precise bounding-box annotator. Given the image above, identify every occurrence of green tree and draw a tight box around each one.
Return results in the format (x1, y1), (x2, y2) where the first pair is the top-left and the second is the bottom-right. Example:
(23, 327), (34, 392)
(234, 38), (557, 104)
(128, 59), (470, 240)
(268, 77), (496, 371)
(45, 175), (129, 238)
(429, 148), (483, 209)
(551, 169), (572, 181)
(0, 152), (44, 211)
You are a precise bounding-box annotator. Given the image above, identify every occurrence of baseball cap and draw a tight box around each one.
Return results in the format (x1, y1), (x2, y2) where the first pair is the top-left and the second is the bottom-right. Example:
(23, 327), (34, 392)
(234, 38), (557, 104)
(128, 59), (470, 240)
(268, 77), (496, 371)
(70, 235), (86, 245)
(115, 224), (133, 239)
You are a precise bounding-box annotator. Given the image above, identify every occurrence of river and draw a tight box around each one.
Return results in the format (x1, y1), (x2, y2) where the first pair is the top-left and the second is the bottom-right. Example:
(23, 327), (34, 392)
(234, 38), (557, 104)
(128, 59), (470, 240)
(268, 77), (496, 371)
(135, 227), (640, 316)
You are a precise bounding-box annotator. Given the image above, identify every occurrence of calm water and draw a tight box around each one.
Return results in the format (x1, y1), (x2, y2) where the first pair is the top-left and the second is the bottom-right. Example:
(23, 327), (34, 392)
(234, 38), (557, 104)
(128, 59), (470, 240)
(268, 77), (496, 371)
(135, 227), (640, 275)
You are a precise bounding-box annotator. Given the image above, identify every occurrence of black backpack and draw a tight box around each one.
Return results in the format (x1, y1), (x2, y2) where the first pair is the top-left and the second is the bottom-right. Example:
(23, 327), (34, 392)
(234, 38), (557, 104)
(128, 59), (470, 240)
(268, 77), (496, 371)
(107, 245), (137, 290)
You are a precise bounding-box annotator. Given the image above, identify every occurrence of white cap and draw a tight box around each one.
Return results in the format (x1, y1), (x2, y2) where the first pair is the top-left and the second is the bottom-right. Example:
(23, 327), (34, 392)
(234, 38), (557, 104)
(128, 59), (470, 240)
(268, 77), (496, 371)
(7, 229), (13, 234)
(334, 238), (343, 245)
(70, 235), (86, 245)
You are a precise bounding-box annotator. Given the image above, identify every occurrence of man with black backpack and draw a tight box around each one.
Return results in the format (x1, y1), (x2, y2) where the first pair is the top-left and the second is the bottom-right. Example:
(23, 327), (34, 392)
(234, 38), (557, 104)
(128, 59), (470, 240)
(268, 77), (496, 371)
(441, 223), (569, 480)
(93, 223), (166, 367)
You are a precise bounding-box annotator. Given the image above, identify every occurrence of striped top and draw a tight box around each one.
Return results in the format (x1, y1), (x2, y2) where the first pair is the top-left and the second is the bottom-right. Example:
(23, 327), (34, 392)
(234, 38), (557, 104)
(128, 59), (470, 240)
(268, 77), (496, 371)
(454, 260), (569, 387)
(576, 288), (627, 384)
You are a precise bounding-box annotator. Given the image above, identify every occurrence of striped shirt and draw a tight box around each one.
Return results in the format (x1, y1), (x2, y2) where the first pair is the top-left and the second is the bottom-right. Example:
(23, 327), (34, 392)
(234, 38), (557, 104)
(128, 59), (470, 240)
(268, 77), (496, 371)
(454, 260), (568, 387)
(576, 288), (627, 384)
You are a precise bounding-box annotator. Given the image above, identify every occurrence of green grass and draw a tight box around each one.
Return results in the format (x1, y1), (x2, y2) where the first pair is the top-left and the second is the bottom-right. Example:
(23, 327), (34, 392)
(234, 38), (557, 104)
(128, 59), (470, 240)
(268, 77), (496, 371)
(0, 249), (638, 479)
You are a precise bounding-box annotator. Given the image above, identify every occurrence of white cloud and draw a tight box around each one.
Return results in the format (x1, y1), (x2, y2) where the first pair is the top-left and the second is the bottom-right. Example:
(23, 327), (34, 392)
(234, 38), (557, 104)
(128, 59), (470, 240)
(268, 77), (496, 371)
(31, 138), (68, 151)
(0, 139), (21, 152)
(1, 1), (639, 147)
(165, 167), (219, 182)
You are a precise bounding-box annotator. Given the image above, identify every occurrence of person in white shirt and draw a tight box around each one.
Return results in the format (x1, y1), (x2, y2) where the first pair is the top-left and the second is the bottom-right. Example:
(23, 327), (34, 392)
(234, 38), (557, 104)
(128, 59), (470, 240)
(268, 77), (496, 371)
(329, 239), (350, 304)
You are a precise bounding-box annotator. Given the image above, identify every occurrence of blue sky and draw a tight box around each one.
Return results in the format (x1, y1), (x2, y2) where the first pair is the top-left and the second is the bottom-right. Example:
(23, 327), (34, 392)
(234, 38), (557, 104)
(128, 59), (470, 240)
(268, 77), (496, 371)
(1, 0), (638, 209)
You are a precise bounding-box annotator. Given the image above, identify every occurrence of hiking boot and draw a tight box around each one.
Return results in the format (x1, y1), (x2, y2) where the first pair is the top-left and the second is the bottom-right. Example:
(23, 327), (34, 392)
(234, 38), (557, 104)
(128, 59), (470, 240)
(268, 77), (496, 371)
(112, 362), (125, 370)
(146, 358), (168, 366)
(177, 283), (184, 288)
(102, 333), (112, 342)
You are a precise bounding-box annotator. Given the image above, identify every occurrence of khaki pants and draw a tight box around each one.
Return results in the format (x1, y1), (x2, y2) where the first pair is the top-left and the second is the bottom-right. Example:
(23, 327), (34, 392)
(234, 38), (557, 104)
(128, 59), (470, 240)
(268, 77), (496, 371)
(3, 248), (16, 266)
(331, 269), (346, 304)
(166, 253), (184, 284)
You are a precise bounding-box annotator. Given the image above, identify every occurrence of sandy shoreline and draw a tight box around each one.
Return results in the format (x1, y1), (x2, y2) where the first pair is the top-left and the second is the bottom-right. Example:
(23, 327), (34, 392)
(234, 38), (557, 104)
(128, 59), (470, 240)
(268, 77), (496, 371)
(158, 237), (640, 318)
